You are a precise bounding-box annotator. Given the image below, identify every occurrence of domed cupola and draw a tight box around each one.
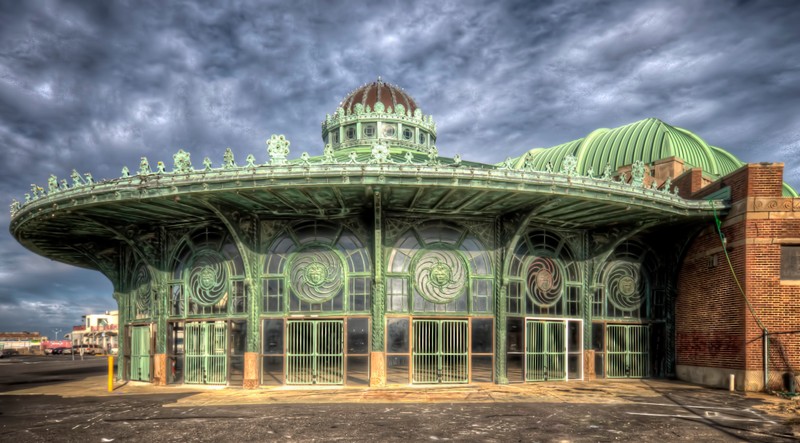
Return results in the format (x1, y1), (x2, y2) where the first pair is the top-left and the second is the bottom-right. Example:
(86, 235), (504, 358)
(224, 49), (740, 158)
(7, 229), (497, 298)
(322, 77), (436, 152)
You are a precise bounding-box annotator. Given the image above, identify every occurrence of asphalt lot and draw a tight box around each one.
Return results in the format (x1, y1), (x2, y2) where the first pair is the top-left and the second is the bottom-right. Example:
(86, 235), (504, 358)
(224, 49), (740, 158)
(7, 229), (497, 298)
(0, 354), (109, 393)
(1, 355), (798, 442)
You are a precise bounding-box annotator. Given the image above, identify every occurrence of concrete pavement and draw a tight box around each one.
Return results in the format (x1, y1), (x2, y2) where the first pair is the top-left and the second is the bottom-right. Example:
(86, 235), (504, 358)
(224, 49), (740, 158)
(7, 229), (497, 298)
(3, 371), (797, 416)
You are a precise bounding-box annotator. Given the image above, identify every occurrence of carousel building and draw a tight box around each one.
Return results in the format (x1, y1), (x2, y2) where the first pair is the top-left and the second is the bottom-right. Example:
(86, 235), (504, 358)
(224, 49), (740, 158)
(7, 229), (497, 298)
(9, 79), (800, 390)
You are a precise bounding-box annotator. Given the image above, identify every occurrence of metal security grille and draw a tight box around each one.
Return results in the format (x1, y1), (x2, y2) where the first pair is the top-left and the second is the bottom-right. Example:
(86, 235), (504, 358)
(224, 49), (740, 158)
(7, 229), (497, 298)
(286, 320), (344, 385)
(130, 326), (150, 381)
(185, 321), (228, 385)
(606, 325), (649, 378)
(412, 319), (469, 384)
(525, 320), (566, 381)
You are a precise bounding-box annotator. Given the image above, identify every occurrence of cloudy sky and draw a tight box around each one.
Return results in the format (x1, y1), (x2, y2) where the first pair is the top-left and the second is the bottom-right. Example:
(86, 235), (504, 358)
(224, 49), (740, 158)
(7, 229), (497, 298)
(1, 0), (798, 336)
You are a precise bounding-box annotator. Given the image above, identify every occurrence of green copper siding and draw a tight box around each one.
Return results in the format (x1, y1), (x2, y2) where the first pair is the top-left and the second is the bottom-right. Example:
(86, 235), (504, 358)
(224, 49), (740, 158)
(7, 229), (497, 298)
(783, 182), (799, 197)
(513, 118), (798, 186)
(512, 118), (798, 196)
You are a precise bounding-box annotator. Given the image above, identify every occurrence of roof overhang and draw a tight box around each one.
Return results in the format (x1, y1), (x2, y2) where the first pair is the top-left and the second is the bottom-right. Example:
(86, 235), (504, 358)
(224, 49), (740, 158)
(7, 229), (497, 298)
(10, 164), (728, 270)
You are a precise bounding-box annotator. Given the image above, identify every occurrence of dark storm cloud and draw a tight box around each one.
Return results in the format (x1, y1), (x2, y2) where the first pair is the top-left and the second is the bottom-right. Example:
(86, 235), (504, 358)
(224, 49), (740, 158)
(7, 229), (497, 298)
(1, 0), (798, 332)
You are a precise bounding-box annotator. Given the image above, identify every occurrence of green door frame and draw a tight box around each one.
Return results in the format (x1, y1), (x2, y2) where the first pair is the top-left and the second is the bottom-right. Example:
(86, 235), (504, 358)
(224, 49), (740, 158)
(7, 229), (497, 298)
(185, 321), (228, 385)
(606, 324), (649, 378)
(411, 319), (469, 384)
(525, 319), (567, 382)
(286, 319), (344, 385)
(130, 325), (151, 382)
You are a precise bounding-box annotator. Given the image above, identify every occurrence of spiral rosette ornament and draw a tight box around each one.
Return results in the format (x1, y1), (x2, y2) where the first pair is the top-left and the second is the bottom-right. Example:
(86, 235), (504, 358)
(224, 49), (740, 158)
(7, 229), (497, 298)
(414, 250), (466, 303)
(133, 263), (151, 314)
(527, 257), (562, 307)
(605, 261), (645, 311)
(289, 249), (343, 303)
(188, 249), (228, 306)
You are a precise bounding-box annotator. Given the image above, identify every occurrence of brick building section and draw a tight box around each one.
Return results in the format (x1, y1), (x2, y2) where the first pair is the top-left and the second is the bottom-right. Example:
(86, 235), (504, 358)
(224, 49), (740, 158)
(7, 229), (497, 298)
(676, 163), (800, 390)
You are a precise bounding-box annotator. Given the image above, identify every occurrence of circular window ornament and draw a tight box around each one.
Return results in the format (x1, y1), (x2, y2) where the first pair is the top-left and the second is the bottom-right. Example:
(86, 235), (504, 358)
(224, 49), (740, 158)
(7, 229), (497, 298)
(527, 257), (562, 307)
(289, 249), (343, 303)
(187, 249), (228, 306)
(605, 262), (645, 311)
(346, 126), (356, 140)
(418, 132), (426, 144)
(383, 125), (396, 138)
(414, 250), (466, 304)
(403, 128), (413, 140)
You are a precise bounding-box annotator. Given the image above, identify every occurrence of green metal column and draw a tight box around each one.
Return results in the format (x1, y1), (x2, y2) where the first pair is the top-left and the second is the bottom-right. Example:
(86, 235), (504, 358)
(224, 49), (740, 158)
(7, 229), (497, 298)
(582, 231), (592, 350)
(154, 228), (168, 356)
(495, 217), (508, 384)
(247, 249), (262, 354)
(372, 188), (385, 352)
(113, 291), (124, 380)
(154, 269), (168, 355)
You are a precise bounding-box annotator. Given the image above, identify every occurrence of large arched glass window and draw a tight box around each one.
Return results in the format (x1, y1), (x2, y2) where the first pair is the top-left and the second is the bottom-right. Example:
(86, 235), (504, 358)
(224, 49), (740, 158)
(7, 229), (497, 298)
(261, 221), (371, 314)
(386, 222), (493, 314)
(507, 230), (581, 317)
(168, 228), (247, 317)
(592, 241), (654, 320)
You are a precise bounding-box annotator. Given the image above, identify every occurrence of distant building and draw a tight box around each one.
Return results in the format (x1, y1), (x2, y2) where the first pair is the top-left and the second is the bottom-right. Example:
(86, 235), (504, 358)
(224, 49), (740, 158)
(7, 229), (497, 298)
(0, 331), (42, 352)
(8, 79), (800, 391)
(68, 311), (119, 351)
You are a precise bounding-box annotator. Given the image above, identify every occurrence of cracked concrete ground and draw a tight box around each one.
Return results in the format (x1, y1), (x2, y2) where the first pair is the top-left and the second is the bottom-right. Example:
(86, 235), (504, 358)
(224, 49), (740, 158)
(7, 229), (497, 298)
(1, 355), (798, 442)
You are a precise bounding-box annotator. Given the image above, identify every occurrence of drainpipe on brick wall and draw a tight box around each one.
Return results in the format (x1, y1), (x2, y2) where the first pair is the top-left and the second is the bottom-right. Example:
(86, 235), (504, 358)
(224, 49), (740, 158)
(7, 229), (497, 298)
(712, 202), (770, 391)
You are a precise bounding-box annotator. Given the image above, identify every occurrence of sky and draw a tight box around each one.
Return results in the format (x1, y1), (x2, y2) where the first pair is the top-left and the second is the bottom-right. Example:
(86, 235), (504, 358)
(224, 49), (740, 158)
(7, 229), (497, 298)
(1, 0), (798, 336)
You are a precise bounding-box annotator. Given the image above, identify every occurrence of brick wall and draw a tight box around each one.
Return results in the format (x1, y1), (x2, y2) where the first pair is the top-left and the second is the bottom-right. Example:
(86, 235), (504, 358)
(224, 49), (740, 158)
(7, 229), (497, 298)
(671, 168), (704, 198)
(676, 163), (800, 389)
(743, 214), (800, 378)
(677, 222), (746, 370)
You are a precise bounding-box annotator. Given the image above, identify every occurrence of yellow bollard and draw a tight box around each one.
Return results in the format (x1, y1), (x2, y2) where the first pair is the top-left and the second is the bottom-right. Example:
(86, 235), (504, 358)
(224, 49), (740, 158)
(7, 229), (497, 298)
(108, 355), (114, 392)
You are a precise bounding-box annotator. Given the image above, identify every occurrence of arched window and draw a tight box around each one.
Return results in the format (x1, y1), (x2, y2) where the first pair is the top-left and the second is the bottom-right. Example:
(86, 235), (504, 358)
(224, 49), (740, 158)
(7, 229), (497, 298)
(168, 228), (246, 317)
(507, 230), (582, 317)
(262, 221), (371, 314)
(386, 221), (493, 314)
(593, 241), (654, 320)
(129, 260), (152, 320)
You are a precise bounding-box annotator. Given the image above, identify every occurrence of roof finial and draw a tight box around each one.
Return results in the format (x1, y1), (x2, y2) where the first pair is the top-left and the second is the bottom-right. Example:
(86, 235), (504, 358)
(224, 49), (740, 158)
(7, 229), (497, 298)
(377, 75), (382, 83)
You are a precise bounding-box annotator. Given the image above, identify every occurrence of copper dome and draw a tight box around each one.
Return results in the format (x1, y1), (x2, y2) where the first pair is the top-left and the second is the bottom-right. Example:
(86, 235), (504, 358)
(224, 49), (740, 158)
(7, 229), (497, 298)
(340, 78), (418, 115)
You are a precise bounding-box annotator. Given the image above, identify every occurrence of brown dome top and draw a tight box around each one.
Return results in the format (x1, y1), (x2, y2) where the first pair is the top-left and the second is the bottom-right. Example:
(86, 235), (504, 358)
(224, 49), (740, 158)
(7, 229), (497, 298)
(340, 77), (418, 115)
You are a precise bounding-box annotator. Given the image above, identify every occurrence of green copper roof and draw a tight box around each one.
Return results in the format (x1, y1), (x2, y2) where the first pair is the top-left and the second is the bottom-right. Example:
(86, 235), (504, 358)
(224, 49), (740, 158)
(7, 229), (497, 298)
(512, 118), (798, 197)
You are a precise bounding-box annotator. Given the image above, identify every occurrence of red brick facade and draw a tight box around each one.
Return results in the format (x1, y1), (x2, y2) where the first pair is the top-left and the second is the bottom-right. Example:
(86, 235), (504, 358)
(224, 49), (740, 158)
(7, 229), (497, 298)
(676, 163), (800, 390)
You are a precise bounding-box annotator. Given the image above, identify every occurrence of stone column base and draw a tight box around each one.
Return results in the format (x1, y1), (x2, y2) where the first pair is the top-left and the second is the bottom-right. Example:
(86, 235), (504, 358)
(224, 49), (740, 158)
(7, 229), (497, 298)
(369, 351), (385, 387)
(583, 350), (595, 380)
(243, 352), (260, 389)
(153, 353), (167, 386)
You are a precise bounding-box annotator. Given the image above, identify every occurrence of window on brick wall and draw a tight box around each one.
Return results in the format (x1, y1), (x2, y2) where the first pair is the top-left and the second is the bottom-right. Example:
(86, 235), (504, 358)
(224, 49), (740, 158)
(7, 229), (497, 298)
(781, 245), (800, 280)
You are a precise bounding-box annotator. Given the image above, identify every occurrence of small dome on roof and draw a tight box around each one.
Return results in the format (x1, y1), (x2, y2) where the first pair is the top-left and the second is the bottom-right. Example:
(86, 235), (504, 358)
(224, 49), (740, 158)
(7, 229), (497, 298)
(339, 77), (418, 115)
